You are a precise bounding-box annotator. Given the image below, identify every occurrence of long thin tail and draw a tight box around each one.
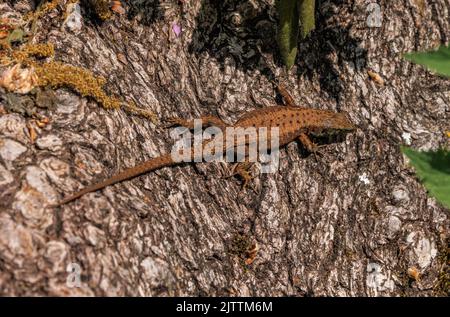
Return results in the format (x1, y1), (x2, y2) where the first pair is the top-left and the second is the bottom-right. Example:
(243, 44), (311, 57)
(57, 154), (176, 206)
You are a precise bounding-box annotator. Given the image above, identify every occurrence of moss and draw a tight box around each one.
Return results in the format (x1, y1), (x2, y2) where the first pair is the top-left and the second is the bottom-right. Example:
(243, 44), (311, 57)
(90, 0), (113, 20)
(434, 238), (449, 296)
(32, 61), (156, 121)
(23, 42), (55, 58)
(13, 43), (55, 62)
(35, 61), (121, 109)
(1, 2), (156, 121)
(435, 270), (449, 296)
(228, 233), (257, 269)
(229, 233), (252, 257)
(0, 43), (55, 66)
(24, 0), (61, 23)
(25, 0), (115, 22)
(123, 101), (157, 123)
(17, 58), (156, 121)
(2, 41), (120, 110)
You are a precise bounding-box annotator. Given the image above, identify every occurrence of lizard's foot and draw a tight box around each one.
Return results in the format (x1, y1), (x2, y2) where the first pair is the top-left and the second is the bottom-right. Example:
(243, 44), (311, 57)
(225, 162), (256, 190)
(309, 143), (326, 154)
(298, 133), (326, 161)
(309, 143), (327, 162)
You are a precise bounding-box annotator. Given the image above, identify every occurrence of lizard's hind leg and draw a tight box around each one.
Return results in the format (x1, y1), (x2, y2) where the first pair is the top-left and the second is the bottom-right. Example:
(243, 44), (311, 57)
(225, 161), (256, 189)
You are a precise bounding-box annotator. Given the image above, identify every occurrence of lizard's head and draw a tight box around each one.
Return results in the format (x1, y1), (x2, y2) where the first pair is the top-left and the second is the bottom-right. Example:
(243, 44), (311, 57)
(312, 111), (356, 137)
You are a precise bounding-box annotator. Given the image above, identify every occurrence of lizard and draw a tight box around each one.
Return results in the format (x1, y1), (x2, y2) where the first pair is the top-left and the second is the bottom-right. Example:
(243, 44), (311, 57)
(55, 84), (356, 206)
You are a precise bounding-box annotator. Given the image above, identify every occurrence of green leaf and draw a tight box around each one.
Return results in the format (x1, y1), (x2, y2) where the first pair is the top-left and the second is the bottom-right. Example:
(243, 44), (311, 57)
(276, 0), (300, 69)
(401, 147), (450, 209)
(299, 0), (315, 39)
(404, 45), (450, 78)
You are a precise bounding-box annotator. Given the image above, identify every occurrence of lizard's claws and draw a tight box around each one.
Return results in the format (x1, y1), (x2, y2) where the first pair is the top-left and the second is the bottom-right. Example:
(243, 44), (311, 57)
(224, 162), (256, 191)
(309, 144), (328, 163)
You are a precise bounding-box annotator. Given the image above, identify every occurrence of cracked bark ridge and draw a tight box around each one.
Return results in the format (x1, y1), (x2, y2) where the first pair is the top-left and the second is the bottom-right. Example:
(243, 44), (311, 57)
(0, 0), (449, 296)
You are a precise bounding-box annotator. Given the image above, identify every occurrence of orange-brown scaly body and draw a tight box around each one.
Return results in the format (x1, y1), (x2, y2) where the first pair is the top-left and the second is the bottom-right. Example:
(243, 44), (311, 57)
(56, 86), (355, 206)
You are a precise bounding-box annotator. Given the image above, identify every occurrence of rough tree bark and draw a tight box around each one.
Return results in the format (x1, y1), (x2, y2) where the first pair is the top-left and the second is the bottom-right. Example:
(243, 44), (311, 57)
(0, 0), (448, 296)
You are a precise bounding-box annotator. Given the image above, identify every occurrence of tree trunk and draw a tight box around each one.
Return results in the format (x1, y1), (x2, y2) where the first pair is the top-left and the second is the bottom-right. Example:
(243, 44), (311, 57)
(0, 0), (448, 296)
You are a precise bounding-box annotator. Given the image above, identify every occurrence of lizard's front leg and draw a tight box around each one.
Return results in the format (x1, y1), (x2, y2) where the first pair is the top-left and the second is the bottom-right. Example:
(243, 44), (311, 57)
(298, 133), (325, 159)
(276, 83), (296, 107)
(166, 115), (227, 132)
(298, 133), (317, 152)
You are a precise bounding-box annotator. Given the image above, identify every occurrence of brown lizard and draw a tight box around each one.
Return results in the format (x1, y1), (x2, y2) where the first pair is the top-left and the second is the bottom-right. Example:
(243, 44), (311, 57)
(56, 85), (356, 206)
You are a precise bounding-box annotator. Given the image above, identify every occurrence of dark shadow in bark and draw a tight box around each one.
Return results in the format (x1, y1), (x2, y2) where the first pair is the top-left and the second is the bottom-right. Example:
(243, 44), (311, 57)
(188, 0), (278, 80)
(189, 0), (367, 102)
(295, 2), (368, 103)
(295, 26), (368, 103)
(126, 0), (163, 26)
(77, 0), (162, 26)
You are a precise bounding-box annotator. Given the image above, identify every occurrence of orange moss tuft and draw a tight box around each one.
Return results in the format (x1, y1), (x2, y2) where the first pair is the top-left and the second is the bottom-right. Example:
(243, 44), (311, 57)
(24, 0), (61, 22)
(35, 61), (121, 109)
(13, 43), (55, 62)
(91, 0), (113, 20)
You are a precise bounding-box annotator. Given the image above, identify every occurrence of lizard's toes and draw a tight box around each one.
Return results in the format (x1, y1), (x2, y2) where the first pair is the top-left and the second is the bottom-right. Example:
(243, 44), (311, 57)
(239, 170), (255, 189)
(241, 179), (249, 189)
(309, 143), (326, 157)
(242, 176), (259, 194)
(312, 146), (331, 164)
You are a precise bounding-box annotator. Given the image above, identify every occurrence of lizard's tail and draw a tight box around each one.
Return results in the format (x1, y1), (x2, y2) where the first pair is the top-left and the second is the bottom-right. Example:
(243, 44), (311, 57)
(57, 154), (176, 206)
